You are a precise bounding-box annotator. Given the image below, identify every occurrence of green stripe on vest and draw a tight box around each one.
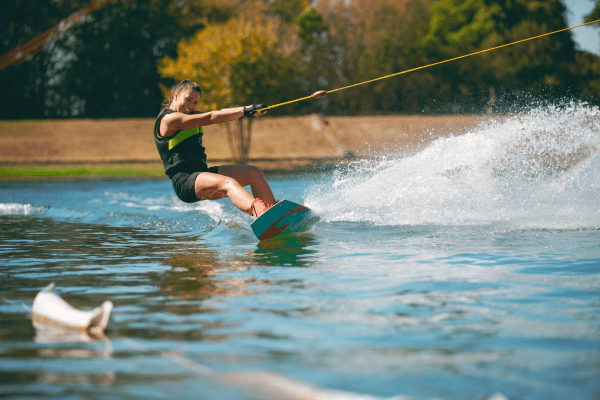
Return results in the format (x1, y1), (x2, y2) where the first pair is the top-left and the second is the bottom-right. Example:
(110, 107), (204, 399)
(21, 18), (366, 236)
(169, 127), (203, 150)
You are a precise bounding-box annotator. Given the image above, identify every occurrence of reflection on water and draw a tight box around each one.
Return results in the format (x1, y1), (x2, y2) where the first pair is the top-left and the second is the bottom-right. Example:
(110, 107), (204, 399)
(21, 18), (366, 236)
(0, 213), (343, 400)
(34, 320), (109, 344)
(252, 234), (320, 267)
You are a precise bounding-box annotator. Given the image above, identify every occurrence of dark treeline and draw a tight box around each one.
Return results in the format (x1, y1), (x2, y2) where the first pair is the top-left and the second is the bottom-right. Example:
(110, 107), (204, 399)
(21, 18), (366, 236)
(1, 0), (599, 119)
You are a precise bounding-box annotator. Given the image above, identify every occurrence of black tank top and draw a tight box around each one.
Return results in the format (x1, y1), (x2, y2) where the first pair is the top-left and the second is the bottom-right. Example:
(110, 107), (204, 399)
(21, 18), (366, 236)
(154, 108), (208, 178)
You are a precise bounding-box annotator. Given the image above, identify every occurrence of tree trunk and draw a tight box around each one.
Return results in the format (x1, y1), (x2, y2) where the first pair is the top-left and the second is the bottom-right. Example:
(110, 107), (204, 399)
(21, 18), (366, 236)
(226, 118), (252, 164)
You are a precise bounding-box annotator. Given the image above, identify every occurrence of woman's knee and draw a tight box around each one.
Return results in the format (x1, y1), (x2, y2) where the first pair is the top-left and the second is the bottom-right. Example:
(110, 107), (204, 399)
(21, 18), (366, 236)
(247, 165), (265, 181)
(220, 175), (243, 192)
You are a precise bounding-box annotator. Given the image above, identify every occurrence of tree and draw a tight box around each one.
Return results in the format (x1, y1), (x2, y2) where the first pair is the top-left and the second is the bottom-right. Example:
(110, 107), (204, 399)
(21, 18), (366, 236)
(307, 0), (432, 114)
(578, 0), (600, 102)
(293, 6), (333, 113)
(0, 0), (236, 119)
(52, 0), (237, 118)
(266, 0), (309, 24)
(0, 0), (90, 119)
(420, 0), (582, 113)
(159, 16), (300, 162)
(347, 0), (432, 114)
(585, 0), (600, 23)
(3, 0), (597, 120)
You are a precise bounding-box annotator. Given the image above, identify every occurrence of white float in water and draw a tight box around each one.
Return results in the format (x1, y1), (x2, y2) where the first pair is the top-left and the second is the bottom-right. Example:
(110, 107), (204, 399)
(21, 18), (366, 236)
(31, 283), (113, 337)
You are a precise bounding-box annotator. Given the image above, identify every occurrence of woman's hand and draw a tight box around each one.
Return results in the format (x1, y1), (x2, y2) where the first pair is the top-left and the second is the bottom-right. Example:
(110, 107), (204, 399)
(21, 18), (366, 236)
(243, 104), (268, 118)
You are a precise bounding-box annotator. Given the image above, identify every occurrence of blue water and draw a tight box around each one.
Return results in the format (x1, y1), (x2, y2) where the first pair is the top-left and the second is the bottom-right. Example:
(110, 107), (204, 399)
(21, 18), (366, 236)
(1, 103), (599, 400)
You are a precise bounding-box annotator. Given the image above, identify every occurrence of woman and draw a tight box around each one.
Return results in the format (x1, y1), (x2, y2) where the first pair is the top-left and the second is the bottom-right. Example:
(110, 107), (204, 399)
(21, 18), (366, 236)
(154, 80), (276, 218)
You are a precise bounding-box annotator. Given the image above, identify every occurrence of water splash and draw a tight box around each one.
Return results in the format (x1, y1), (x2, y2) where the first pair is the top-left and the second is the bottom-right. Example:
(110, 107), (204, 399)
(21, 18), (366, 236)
(306, 102), (600, 230)
(0, 203), (46, 215)
(0, 191), (229, 233)
(102, 191), (226, 223)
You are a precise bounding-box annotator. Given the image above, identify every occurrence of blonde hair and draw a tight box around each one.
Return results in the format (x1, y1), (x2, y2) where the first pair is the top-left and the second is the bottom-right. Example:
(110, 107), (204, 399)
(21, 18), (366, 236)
(162, 80), (202, 109)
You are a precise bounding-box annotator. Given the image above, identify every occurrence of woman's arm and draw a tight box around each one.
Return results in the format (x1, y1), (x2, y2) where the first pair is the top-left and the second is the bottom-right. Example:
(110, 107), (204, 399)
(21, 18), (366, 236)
(159, 107), (244, 137)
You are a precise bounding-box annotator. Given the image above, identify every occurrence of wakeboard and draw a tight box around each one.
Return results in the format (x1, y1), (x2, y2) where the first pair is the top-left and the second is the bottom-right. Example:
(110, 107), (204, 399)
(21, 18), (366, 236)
(251, 199), (320, 241)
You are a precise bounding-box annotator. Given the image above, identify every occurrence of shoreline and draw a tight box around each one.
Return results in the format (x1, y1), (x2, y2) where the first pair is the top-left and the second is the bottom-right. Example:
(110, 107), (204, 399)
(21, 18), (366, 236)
(0, 157), (360, 181)
(0, 114), (494, 181)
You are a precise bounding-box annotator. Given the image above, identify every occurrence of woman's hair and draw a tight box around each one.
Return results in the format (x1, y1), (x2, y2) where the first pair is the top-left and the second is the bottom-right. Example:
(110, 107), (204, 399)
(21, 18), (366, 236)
(162, 80), (202, 109)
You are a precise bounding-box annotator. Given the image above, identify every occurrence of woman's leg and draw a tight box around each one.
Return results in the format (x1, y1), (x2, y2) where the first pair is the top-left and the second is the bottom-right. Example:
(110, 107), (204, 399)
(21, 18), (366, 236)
(193, 172), (256, 213)
(217, 165), (276, 206)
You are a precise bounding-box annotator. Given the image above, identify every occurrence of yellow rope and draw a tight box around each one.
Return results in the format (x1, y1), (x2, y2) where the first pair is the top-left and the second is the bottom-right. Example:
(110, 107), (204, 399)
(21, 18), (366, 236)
(259, 18), (600, 112)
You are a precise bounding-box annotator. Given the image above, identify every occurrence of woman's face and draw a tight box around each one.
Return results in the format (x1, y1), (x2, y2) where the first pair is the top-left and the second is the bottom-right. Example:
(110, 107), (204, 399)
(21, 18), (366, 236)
(173, 88), (200, 114)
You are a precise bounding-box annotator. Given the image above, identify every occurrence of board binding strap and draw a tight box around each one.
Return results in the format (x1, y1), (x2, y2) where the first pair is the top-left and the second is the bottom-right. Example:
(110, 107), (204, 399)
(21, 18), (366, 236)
(251, 199), (320, 241)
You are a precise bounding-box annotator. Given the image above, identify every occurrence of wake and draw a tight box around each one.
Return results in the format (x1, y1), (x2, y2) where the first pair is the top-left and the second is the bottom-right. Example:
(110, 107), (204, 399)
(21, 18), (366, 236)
(306, 102), (600, 230)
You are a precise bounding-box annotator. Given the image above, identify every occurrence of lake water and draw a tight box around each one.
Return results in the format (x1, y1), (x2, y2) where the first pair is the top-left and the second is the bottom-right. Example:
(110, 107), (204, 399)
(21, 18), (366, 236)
(1, 102), (599, 400)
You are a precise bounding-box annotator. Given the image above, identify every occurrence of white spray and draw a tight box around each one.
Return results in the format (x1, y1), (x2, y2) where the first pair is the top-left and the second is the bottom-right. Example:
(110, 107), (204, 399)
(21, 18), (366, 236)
(306, 102), (600, 230)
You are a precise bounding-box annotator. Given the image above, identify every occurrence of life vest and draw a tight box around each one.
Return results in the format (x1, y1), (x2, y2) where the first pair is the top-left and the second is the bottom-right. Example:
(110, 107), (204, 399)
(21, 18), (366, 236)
(154, 108), (208, 178)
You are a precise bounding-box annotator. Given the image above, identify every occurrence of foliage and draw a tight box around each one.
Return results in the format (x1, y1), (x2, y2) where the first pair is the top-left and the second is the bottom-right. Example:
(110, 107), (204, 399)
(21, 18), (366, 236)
(0, 0), (85, 119)
(297, 6), (328, 45)
(0, 0), (235, 119)
(159, 16), (298, 111)
(267, 0), (309, 24)
(58, 0), (238, 118)
(307, 0), (433, 114)
(417, 0), (588, 113)
(159, 14), (300, 161)
(585, 0), (600, 23)
(423, 0), (501, 55)
(2, 0), (600, 120)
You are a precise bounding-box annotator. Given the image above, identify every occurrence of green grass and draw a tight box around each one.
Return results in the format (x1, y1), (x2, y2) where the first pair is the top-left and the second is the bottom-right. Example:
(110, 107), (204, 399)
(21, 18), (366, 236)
(0, 163), (167, 180)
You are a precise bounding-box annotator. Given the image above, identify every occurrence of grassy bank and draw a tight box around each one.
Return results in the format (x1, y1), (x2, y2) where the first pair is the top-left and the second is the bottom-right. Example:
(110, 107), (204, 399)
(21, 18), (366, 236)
(0, 162), (166, 181)
(0, 114), (492, 180)
(0, 158), (352, 180)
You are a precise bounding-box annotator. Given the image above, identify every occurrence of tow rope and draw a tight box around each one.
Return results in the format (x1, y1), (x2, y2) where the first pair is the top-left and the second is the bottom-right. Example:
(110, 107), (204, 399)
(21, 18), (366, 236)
(258, 18), (600, 113)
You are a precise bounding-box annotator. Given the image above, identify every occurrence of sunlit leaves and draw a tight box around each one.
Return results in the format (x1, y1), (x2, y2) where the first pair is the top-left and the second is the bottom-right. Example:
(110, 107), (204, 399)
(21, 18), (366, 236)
(159, 17), (282, 110)
(297, 7), (328, 45)
(423, 0), (501, 54)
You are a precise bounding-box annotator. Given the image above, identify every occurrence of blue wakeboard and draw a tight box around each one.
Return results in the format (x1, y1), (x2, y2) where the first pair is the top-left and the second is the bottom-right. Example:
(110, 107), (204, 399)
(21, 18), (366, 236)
(251, 200), (320, 241)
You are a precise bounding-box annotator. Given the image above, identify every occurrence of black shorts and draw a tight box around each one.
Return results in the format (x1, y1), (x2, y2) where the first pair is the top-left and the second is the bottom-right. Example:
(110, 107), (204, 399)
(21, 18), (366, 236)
(171, 167), (220, 203)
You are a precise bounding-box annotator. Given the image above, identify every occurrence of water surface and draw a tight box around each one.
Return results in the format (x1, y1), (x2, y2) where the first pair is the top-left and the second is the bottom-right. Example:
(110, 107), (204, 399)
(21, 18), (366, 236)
(1, 103), (599, 399)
